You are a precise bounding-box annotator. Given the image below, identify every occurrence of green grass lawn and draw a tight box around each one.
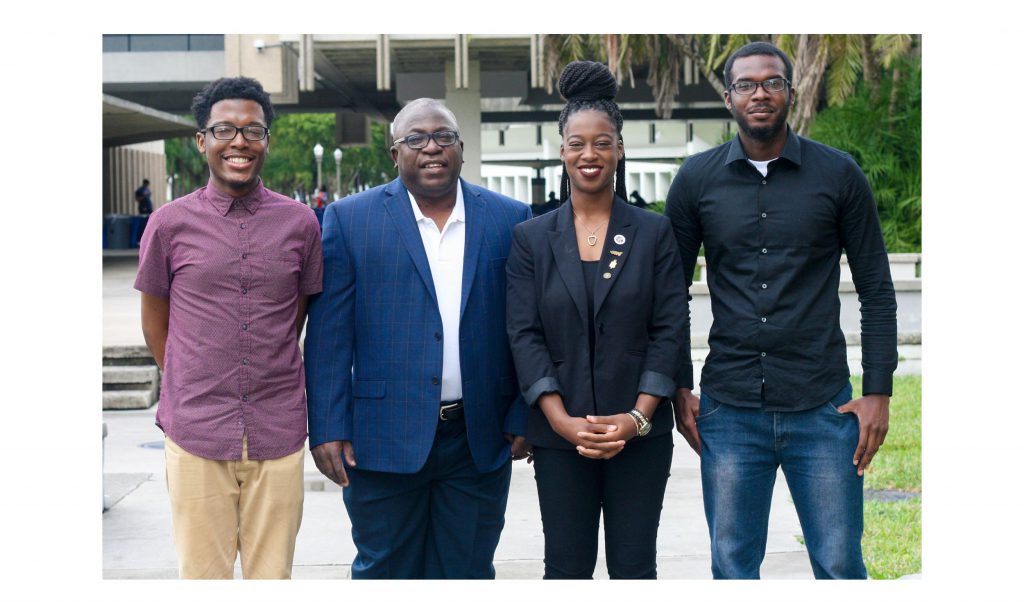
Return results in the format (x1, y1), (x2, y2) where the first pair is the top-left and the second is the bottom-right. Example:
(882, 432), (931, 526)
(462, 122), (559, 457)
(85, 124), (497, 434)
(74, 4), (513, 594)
(852, 375), (922, 579)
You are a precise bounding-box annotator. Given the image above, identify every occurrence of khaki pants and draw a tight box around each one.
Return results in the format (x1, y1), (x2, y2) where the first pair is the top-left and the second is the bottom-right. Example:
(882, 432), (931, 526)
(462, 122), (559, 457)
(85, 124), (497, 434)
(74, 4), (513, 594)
(164, 436), (304, 579)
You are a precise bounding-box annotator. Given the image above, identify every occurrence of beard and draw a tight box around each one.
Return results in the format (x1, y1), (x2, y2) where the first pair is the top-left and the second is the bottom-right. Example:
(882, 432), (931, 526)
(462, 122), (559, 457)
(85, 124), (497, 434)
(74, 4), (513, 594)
(732, 99), (790, 142)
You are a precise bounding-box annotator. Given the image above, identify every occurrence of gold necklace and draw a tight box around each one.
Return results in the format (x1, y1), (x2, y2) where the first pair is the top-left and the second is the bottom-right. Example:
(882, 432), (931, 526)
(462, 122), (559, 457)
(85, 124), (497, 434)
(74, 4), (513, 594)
(573, 209), (607, 247)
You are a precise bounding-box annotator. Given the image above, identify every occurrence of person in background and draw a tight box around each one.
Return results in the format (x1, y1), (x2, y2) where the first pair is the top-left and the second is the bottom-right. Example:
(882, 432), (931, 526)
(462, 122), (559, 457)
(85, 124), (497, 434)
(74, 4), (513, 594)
(531, 190), (560, 217)
(135, 179), (153, 215)
(628, 189), (648, 208)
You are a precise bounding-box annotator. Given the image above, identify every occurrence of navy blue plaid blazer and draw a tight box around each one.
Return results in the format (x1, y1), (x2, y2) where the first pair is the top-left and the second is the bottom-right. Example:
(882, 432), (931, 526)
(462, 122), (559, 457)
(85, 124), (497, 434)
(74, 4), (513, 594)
(304, 177), (531, 474)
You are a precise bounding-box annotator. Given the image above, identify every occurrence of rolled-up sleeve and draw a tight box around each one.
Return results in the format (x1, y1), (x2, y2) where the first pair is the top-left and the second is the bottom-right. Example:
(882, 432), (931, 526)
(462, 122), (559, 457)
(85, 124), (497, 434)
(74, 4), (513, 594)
(506, 225), (563, 407)
(637, 217), (688, 399)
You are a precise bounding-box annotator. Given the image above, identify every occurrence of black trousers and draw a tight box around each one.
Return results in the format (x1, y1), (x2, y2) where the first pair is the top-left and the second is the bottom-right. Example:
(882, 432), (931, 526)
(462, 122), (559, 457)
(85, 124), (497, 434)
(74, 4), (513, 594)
(532, 433), (673, 579)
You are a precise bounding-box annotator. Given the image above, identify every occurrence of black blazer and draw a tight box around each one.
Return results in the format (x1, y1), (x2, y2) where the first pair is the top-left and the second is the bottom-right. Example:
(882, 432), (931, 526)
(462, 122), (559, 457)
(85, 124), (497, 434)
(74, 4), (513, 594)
(506, 196), (688, 449)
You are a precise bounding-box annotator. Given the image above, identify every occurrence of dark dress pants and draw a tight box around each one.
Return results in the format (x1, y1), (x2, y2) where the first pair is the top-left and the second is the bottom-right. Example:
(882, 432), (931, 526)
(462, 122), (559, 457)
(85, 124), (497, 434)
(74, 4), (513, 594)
(342, 418), (512, 579)
(533, 432), (673, 579)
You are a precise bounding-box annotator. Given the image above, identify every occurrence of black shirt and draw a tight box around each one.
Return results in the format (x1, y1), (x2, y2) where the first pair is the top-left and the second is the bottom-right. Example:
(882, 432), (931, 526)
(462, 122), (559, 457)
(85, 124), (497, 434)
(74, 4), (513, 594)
(665, 128), (897, 411)
(582, 259), (599, 392)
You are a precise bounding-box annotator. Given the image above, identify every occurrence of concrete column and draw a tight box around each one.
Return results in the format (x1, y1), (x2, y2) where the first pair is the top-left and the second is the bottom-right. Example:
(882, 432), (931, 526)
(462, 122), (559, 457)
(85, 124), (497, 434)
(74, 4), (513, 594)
(642, 172), (656, 202)
(444, 60), (481, 185)
(655, 171), (670, 201)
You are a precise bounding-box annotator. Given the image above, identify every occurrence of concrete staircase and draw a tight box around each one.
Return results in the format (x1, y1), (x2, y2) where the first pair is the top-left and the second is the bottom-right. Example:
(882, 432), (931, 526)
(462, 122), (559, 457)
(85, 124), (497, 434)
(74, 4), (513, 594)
(103, 346), (159, 409)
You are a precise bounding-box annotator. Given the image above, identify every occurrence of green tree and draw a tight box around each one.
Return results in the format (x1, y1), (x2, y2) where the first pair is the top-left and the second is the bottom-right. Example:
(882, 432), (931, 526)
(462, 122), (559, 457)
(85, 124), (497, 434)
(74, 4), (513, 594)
(810, 53), (921, 252)
(540, 34), (917, 135)
(164, 132), (207, 199)
(337, 122), (398, 194)
(260, 113), (336, 199)
(166, 113), (398, 203)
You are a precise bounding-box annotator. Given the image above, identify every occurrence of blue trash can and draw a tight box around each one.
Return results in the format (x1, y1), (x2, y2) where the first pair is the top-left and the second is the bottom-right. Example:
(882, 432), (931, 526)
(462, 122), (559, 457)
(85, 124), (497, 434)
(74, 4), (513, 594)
(105, 214), (132, 249)
(130, 215), (148, 248)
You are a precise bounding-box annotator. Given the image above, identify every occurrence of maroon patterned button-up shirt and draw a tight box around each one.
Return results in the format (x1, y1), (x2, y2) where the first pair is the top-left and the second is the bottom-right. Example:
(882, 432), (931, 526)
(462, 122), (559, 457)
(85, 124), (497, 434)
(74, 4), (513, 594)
(134, 180), (323, 460)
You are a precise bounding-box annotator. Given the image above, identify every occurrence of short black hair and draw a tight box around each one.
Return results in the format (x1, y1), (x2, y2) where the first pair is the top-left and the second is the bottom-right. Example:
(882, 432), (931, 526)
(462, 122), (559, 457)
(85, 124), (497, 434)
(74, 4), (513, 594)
(142, 179), (150, 186)
(723, 41), (794, 87)
(190, 77), (276, 130)
(556, 60), (627, 203)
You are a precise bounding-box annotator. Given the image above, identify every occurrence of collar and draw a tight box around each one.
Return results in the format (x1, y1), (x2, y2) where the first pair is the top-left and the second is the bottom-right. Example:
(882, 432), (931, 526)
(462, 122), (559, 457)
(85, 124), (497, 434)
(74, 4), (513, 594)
(203, 178), (265, 216)
(408, 181), (465, 227)
(725, 125), (802, 167)
(555, 193), (633, 232)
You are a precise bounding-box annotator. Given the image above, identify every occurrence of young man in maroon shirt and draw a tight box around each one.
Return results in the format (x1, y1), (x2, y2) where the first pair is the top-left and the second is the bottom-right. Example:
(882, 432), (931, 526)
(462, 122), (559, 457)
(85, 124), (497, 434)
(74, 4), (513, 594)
(135, 77), (322, 579)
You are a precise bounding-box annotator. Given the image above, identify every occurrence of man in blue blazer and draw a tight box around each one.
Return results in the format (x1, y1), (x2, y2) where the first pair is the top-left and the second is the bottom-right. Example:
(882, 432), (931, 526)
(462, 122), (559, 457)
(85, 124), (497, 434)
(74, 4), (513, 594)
(304, 98), (531, 579)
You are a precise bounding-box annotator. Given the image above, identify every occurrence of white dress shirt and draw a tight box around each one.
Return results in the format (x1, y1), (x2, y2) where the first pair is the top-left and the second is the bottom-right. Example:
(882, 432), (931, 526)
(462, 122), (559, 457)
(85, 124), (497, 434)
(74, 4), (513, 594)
(409, 183), (465, 402)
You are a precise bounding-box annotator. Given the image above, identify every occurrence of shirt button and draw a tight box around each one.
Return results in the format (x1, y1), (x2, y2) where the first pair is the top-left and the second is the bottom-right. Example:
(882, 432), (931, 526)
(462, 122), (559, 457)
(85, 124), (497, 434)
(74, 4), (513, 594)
(761, 248), (768, 254)
(242, 395), (248, 402)
(761, 180), (767, 185)
(242, 253), (248, 260)
(242, 288), (248, 295)
(242, 358), (249, 365)
(761, 212), (767, 218)
(761, 283), (767, 289)
(242, 324), (249, 331)
(240, 223), (247, 229)
(431, 377), (440, 385)
(761, 352), (766, 357)
(761, 317), (767, 322)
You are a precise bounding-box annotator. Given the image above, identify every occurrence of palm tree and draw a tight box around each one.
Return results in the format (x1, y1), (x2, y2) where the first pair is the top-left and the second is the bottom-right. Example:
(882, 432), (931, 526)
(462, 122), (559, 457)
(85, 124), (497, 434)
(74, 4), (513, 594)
(540, 34), (706, 119)
(538, 34), (916, 134)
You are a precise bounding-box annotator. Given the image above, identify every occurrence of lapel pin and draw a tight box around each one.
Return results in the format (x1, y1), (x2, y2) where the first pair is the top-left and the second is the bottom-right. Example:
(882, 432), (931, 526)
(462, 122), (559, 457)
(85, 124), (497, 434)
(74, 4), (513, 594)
(603, 272), (612, 279)
(613, 234), (626, 245)
(610, 250), (623, 256)
(609, 259), (618, 269)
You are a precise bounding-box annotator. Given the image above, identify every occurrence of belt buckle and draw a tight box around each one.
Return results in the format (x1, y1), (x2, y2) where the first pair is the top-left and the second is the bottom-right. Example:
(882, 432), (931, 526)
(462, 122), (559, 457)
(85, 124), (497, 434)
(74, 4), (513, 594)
(439, 401), (459, 421)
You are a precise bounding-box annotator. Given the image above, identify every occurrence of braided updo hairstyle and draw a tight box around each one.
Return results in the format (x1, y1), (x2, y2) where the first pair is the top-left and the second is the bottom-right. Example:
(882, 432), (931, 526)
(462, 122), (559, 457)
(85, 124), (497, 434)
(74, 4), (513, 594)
(557, 60), (628, 204)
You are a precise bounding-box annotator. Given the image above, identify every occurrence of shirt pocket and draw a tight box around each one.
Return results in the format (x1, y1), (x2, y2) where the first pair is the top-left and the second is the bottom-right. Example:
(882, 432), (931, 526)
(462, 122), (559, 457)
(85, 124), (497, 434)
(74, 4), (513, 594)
(258, 252), (300, 303)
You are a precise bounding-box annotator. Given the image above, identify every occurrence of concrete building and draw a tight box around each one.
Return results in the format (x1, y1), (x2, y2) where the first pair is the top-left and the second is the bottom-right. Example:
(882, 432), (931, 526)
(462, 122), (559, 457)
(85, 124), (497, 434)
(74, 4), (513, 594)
(102, 33), (733, 213)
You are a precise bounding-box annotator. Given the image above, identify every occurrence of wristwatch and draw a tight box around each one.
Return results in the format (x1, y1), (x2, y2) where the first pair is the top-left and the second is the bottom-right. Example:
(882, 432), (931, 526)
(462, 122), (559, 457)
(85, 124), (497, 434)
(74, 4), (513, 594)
(628, 409), (652, 437)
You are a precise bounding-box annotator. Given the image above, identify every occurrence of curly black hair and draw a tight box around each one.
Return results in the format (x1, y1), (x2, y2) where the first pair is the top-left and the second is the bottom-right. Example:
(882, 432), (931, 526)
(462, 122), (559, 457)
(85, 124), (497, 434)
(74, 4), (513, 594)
(556, 60), (627, 204)
(190, 76), (276, 130)
(722, 41), (793, 88)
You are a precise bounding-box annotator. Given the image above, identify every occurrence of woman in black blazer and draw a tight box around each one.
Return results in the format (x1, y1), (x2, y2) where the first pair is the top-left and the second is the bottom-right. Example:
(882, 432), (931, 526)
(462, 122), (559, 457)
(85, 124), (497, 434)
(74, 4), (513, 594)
(506, 61), (688, 579)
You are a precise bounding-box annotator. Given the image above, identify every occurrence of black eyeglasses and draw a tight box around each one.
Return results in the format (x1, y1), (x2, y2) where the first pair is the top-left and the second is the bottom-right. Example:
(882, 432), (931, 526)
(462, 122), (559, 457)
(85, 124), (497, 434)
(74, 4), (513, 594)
(728, 77), (791, 96)
(392, 130), (460, 150)
(202, 124), (270, 141)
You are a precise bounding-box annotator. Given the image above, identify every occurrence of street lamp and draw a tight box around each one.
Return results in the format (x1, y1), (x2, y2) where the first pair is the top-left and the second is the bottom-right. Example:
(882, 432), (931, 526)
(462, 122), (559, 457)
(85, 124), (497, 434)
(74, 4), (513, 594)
(313, 143), (324, 194)
(333, 148), (343, 200)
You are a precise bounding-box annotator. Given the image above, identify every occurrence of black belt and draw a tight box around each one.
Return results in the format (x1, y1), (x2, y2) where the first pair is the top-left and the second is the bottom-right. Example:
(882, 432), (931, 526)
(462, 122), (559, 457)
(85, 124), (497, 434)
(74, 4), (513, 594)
(439, 400), (464, 421)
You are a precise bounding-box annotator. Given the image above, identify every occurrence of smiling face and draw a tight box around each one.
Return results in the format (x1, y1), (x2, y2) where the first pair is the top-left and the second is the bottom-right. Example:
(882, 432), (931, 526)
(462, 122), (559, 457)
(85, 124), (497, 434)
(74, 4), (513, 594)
(196, 98), (269, 198)
(560, 109), (623, 198)
(390, 103), (464, 203)
(725, 54), (793, 142)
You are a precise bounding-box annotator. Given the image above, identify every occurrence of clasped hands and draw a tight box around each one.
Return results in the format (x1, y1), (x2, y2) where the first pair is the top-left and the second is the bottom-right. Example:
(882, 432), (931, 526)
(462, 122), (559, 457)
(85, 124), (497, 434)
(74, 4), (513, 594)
(552, 412), (638, 460)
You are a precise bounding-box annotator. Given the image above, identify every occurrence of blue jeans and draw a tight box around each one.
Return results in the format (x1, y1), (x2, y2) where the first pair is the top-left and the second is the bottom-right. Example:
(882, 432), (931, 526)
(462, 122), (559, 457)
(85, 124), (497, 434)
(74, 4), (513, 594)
(698, 382), (866, 579)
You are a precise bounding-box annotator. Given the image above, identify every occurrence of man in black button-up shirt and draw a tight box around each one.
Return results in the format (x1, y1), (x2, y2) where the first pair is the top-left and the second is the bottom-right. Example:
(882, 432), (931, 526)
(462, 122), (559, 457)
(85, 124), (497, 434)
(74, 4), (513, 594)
(665, 42), (897, 579)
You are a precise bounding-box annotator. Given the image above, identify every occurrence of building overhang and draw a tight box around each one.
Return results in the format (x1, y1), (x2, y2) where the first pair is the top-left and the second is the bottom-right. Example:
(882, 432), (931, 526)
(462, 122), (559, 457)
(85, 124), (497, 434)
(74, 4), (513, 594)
(103, 94), (196, 148)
